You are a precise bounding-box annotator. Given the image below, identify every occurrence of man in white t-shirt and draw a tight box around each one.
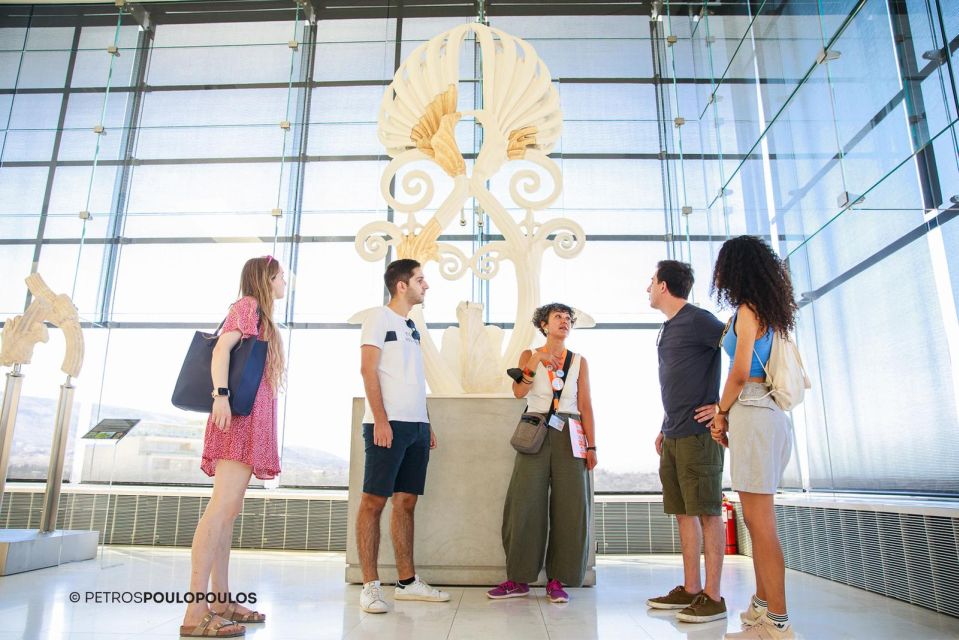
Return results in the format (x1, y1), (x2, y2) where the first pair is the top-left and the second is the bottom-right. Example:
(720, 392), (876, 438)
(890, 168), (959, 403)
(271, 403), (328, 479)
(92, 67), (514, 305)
(356, 258), (450, 614)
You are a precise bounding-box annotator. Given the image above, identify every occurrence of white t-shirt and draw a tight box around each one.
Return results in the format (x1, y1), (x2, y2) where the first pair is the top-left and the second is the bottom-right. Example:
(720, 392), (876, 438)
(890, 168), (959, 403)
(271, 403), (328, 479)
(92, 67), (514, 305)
(360, 306), (428, 423)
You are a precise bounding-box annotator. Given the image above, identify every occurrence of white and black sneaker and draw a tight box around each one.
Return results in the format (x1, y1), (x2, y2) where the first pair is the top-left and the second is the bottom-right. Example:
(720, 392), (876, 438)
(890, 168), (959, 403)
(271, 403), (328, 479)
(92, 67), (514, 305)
(394, 575), (450, 602)
(360, 580), (389, 613)
(740, 601), (767, 628)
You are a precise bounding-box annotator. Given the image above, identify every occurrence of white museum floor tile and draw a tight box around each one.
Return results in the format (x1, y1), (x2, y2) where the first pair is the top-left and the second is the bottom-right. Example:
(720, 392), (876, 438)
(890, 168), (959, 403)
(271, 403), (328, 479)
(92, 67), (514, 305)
(0, 547), (956, 639)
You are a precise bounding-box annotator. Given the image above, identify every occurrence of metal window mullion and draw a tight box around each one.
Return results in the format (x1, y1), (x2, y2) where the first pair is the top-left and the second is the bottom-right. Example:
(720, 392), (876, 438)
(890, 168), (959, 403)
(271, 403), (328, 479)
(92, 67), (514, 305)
(100, 25), (154, 324)
(650, 17), (675, 259)
(746, 4), (782, 251)
(24, 25), (82, 312)
(284, 18), (316, 327)
(791, 246), (826, 493)
(931, 0), (959, 124)
(0, 7), (30, 169)
(274, 14), (316, 491)
(271, 4), (305, 259)
(888, 0), (943, 210)
(663, 10), (691, 263)
(472, 19), (488, 317)
(1, 232), (788, 248)
(1, 151), (792, 169)
(383, 12), (403, 303)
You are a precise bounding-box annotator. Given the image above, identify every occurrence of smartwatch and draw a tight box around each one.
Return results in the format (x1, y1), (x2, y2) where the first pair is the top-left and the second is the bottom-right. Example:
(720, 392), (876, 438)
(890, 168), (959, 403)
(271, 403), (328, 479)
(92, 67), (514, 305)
(212, 387), (231, 399)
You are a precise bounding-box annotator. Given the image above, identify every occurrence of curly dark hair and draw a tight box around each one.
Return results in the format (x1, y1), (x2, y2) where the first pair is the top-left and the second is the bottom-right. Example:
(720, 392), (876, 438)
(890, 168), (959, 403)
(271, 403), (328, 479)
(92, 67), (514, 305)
(532, 302), (577, 336)
(711, 235), (798, 335)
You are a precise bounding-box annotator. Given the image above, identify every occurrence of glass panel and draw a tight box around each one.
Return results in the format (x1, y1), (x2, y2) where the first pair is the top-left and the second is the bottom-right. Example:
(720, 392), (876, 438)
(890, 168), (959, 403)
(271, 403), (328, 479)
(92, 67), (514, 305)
(566, 329), (666, 492)
(58, 90), (133, 161)
(280, 329), (359, 487)
(123, 164), (283, 237)
(0, 245), (34, 315)
(71, 25), (139, 88)
(0, 167), (47, 237)
(149, 23), (303, 86)
(315, 42), (395, 82)
(17, 51), (70, 89)
(303, 161), (391, 213)
(110, 242), (277, 323)
(33, 242), (106, 319)
(793, 237), (959, 493)
(292, 242), (386, 323)
(538, 241), (665, 323)
(43, 165), (119, 238)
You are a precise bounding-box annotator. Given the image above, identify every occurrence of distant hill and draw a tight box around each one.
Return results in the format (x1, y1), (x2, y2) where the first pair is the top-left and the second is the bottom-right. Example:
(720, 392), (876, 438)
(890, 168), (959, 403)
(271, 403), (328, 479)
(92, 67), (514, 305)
(2, 394), (349, 486)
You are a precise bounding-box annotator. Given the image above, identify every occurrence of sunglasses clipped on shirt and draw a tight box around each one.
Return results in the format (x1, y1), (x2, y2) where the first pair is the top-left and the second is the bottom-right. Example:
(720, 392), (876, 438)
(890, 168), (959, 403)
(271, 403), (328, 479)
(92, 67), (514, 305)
(406, 318), (421, 342)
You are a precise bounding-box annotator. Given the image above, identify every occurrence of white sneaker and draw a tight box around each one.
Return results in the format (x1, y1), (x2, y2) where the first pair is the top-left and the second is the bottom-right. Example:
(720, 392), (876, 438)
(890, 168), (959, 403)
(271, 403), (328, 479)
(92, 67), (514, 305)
(393, 575), (451, 602)
(360, 580), (389, 614)
(740, 602), (767, 628)
(725, 615), (795, 639)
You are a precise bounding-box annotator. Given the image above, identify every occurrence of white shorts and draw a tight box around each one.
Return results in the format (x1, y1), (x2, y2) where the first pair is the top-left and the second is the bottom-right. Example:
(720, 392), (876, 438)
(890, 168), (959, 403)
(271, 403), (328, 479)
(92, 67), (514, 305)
(728, 382), (793, 494)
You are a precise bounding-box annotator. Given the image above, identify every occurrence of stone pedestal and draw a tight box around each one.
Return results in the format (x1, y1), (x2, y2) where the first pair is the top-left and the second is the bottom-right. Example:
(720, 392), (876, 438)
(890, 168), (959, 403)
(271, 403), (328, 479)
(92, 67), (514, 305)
(345, 396), (596, 586)
(0, 529), (98, 575)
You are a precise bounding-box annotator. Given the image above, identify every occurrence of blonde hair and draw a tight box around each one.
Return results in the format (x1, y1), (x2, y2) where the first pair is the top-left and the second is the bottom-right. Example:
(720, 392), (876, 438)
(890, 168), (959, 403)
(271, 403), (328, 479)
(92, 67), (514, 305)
(238, 256), (286, 391)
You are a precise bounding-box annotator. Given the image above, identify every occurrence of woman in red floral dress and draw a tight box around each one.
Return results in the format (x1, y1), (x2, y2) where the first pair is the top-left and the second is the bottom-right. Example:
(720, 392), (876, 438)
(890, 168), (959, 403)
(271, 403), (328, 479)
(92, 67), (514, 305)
(180, 256), (286, 638)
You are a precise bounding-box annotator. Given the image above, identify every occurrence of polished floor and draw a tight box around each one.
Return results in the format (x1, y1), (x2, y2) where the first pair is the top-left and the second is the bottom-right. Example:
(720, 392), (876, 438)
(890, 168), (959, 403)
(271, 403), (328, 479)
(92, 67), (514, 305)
(0, 547), (957, 639)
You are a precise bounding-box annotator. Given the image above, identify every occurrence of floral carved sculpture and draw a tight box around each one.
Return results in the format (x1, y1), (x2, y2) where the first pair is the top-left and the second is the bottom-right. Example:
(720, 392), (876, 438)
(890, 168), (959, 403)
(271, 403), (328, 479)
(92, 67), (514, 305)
(354, 23), (584, 394)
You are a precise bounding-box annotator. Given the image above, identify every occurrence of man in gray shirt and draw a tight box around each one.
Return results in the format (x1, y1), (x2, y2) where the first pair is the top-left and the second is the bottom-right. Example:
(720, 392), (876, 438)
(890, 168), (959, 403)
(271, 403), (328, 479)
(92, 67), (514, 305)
(645, 260), (728, 623)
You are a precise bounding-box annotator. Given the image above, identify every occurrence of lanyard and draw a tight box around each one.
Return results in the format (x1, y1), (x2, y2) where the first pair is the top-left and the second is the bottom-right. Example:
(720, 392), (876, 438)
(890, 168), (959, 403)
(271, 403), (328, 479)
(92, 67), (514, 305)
(539, 347), (570, 413)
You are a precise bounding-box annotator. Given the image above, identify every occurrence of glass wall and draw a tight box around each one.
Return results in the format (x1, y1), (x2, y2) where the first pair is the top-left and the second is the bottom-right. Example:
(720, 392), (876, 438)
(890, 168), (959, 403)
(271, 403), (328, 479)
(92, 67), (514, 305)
(662, 0), (959, 494)
(1, 0), (957, 495)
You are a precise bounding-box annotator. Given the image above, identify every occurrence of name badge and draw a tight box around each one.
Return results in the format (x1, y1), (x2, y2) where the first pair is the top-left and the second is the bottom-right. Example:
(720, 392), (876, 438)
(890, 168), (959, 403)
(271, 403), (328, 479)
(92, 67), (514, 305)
(548, 414), (566, 430)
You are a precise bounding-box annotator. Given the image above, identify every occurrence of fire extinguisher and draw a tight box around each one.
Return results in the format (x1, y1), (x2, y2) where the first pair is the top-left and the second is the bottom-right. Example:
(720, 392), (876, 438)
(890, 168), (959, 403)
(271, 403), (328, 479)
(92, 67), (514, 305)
(722, 495), (738, 555)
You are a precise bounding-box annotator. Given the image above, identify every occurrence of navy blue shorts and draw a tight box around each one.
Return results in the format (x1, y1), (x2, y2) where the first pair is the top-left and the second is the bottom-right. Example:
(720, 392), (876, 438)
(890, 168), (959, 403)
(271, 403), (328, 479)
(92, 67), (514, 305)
(362, 421), (431, 497)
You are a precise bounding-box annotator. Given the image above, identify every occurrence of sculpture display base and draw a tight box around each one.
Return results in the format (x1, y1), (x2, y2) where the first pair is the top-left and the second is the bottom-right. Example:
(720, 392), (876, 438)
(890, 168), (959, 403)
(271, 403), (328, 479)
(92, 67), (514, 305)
(345, 396), (596, 586)
(0, 529), (98, 576)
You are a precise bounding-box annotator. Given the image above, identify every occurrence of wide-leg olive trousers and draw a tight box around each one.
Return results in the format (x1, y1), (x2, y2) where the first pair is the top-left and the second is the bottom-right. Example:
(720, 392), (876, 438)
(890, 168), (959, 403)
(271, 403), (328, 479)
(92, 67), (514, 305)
(501, 419), (591, 586)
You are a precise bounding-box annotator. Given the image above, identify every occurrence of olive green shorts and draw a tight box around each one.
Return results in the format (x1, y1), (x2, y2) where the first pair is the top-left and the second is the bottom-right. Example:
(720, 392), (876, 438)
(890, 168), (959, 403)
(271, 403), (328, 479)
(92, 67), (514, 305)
(659, 431), (724, 516)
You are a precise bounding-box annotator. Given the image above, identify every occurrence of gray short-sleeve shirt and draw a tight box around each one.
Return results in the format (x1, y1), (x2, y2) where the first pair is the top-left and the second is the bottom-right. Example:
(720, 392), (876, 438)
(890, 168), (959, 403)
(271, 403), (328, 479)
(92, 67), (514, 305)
(657, 304), (725, 439)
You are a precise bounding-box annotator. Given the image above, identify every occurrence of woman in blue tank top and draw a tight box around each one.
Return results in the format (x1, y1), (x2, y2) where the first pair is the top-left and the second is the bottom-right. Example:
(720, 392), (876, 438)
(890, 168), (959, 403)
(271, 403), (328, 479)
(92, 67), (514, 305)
(721, 311), (773, 378)
(697, 235), (799, 639)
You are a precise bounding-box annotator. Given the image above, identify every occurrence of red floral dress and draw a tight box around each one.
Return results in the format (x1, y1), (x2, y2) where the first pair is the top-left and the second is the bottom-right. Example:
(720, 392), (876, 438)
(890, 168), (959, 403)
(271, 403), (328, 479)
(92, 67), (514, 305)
(200, 296), (281, 480)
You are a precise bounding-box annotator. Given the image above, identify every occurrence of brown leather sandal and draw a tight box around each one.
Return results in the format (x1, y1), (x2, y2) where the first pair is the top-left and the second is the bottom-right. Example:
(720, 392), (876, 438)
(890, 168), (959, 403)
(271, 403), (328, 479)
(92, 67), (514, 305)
(214, 603), (266, 624)
(179, 612), (245, 637)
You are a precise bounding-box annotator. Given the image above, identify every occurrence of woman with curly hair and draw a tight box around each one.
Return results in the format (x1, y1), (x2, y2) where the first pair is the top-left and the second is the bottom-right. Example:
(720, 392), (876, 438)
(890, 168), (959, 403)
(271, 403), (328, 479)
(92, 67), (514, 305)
(487, 303), (597, 604)
(696, 235), (798, 640)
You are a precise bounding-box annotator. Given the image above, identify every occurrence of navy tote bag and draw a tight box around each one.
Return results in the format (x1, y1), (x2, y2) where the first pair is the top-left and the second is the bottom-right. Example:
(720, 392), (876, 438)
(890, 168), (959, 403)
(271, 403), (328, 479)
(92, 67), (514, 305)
(171, 310), (267, 416)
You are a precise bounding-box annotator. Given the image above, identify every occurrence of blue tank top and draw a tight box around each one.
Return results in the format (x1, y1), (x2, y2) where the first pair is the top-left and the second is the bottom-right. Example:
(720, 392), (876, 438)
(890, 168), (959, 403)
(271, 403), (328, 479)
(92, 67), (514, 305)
(722, 311), (773, 377)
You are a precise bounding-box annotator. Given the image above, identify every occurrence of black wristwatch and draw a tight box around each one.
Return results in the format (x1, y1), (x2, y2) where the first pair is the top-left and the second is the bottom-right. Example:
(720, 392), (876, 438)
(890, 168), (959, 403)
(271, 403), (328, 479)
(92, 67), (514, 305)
(212, 387), (231, 398)
(586, 446), (597, 452)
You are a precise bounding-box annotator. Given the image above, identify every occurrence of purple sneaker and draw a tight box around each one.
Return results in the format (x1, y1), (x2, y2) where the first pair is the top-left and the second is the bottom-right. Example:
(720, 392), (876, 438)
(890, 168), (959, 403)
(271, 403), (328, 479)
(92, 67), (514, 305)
(486, 580), (530, 599)
(546, 579), (569, 603)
